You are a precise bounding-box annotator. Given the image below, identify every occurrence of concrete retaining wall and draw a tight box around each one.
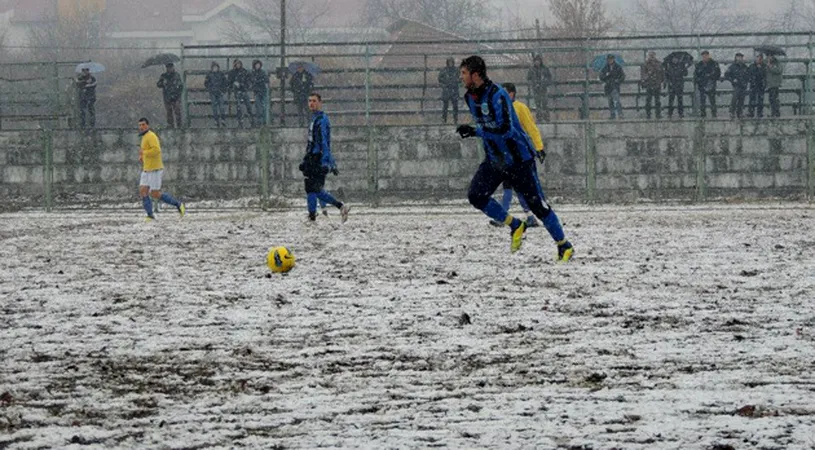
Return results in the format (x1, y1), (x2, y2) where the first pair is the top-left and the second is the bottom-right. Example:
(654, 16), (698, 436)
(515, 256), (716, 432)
(1, 118), (813, 206)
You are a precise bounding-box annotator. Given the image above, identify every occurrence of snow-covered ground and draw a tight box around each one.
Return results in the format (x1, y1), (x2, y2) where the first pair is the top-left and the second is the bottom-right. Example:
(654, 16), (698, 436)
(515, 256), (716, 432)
(1, 204), (814, 449)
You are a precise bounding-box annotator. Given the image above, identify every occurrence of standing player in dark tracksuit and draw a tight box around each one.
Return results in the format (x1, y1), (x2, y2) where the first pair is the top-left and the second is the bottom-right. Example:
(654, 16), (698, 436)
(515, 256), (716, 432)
(299, 92), (350, 223)
(456, 56), (573, 260)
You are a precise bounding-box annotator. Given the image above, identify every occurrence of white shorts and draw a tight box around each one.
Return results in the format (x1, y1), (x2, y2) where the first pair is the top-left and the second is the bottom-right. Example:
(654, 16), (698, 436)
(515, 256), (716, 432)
(139, 170), (163, 191)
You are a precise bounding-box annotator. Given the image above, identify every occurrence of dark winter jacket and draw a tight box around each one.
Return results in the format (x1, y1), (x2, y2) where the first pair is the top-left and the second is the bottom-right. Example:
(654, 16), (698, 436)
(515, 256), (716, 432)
(438, 66), (459, 97)
(694, 60), (721, 93)
(157, 71), (183, 102)
(749, 62), (768, 91)
(300, 110), (336, 175)
(227, 62), (251, 92)
(291, 70), (314, 98)
(527, 63), (553, 91)
(766, 59), (784, 89)
(75, 74), (97, 101)
(724, 62), (750, 89)
(640, 59), (664, 90)
(204, 71), (228, 96)
(599, 62), (625, 95)
(249, 61), (269, 94)
(663, 60), (688, 89)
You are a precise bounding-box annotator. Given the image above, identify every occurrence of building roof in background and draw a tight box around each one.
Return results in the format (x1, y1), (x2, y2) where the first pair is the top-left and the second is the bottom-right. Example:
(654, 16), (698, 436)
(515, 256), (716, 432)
(182, 0), (223, 16)
(377, 18), (520, 69)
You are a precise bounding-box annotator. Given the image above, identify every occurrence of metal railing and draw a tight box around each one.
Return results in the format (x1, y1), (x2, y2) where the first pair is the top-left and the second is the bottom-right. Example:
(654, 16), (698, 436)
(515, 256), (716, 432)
(1, 31), (815, 128)
(179, 31), (815, 127)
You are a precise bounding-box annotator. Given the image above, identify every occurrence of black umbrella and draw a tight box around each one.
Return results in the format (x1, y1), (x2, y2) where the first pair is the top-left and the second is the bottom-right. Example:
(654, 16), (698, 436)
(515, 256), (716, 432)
(754, 45), (786, 57)
(141, 53), (181, 68)
(664, 51), (694, 67)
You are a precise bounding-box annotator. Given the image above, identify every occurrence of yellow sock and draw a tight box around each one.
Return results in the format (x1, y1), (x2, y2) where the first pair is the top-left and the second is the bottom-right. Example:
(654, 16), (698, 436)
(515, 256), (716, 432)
(504, 216), (515, 226)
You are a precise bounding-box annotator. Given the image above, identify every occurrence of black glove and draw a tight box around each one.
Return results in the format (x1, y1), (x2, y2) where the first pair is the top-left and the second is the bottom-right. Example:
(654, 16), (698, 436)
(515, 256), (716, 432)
(331, 168), (339, 176)
(536, 150), (546, 164)
(456, 124), (476, 138)
(298, 161), (306, 173)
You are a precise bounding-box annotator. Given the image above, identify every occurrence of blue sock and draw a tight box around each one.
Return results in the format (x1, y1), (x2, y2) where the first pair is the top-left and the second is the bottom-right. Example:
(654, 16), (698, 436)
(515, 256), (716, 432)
(142, 196), (154, 217)
(542, 210), (566, 243)
(307, 193), (318, 215)
(317, 191), (341, 208)
(501, 189), (513, 212)
(159, 192), (181, 208)
(482, 198), (521, 228)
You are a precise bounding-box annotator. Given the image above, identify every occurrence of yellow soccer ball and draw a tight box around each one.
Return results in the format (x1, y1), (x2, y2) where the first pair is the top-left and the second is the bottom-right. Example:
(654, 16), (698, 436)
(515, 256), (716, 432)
(267, 246), (296, 273)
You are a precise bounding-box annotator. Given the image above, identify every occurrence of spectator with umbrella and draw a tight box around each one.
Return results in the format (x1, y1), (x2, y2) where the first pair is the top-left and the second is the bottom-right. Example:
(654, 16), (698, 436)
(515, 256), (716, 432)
(748, 54), (767, 118)
(290, 61), (316, 127)
(694, 51), (721, 118)
(724, 52), (750, 119)
(157, 63), (184, 128)
(767, 55), (784, 117)
(599, 54), (625, 119)
(74, 62), (103, 129)
(663, 51), (691, 119)
(204, 62), (228, 128)
(228, 60), (253, 128)
(640, 51), (664, 119)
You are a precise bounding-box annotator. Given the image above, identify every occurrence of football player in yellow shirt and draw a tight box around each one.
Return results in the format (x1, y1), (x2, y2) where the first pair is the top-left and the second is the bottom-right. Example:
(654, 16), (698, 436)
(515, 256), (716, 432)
(489, 82), (546, 228)
(138, 118), (186, 221)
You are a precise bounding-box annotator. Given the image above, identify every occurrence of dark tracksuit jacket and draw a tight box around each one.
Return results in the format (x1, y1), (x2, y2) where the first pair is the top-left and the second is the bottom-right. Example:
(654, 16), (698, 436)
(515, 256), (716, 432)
(301, 111), (336, 192)
(463, 79), (535, 168)
(464, 79), (553, 216)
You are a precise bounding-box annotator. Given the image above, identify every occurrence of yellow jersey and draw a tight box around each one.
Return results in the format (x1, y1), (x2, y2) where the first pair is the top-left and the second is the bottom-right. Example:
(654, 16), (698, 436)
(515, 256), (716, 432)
(513, 100), (544, 152)
(140, 130), (164, 171)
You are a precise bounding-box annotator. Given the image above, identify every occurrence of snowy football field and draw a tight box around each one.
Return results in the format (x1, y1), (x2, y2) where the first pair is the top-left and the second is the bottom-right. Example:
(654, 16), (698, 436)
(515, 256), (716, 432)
(1, 203), (814, 449)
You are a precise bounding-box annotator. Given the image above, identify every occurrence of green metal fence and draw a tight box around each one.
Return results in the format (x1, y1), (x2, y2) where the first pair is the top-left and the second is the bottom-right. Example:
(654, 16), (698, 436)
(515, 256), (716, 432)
(180, 31), (815, 127)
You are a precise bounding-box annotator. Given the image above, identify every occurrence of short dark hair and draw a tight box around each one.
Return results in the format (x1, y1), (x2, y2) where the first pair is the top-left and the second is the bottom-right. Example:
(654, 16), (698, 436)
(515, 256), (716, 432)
(138, 118), (149, 125)
(503, 83), (516, 94)
(701, 50), (710, 56)
(309, 92), (322, 101)
(460, 55), (487, 79)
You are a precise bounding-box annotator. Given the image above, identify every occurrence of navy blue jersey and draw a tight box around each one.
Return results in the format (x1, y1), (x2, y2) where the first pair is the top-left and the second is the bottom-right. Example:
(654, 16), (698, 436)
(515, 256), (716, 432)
(464, 79), (535, 167)
(307, 111), (336, 170)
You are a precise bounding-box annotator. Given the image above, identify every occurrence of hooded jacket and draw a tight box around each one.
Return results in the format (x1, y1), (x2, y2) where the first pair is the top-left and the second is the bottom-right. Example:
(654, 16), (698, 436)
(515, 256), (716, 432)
(228, 60), (250, 92)
(204, 64), (228, 95)
(249, 60), (269, 93)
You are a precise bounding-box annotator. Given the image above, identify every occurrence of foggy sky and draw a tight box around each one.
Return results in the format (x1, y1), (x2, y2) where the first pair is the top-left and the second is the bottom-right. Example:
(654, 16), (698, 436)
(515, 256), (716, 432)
(509, 0), (774, 24)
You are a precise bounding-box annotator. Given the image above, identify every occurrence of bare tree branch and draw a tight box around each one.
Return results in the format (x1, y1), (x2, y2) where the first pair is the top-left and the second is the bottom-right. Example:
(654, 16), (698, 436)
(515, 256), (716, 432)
(766, 0), (815, 31)
(548, 0), (612, 39)
(26, 3), (106, 61)
(363, 0), (497, 37)
(220, 0), (330, 45)
(628, 0), (755, 41)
